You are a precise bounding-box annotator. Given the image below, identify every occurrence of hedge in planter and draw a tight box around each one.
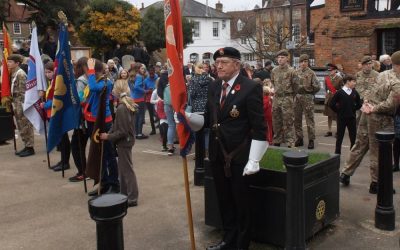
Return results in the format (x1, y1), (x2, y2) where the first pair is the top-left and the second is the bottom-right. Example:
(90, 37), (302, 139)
(204, 147), (340, 247)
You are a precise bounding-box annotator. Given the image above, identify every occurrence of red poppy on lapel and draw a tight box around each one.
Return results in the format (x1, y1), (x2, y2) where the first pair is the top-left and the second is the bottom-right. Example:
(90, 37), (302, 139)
(234, 84), (241, 91)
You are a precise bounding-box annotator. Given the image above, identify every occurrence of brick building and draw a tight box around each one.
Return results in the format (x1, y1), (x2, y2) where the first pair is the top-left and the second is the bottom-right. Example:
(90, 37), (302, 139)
(310, 0), (400, 73)
(255, 0), (314, 67)
(0, 0), (34, 51)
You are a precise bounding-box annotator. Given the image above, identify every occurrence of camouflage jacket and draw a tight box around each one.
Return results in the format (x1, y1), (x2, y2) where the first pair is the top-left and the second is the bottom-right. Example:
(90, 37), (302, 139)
(296, 67), (320, 94)
(370, 69), (400, 115)
(271, 64), (298, 97)
(355, 69), (379, 101)
(11, 67), (27, 99)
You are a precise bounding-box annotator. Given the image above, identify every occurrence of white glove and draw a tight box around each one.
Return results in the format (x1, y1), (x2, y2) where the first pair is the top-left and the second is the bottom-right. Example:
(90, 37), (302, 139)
(185, 112), (204, 132)
(243, 140), (269, 176)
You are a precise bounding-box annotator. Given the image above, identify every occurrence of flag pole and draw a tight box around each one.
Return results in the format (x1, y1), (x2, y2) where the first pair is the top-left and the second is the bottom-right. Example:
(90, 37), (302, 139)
(182, 156), (196, 250)
(10, 107), (17, 153)
(77, 128), (88, 193)
(97, 141), (104, 196)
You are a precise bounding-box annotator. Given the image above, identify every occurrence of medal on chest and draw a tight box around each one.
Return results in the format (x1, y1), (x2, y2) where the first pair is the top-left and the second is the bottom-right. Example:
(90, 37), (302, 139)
(230, 105), (240, 118)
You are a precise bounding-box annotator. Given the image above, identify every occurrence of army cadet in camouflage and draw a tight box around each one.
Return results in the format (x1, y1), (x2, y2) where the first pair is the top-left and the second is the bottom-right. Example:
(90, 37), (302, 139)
(362, 51), (400, 194)
(340, 56), (379, 187)
(271, 49), (298, 147)
(293, 54), (320, 149)
(8, 54), (35, 157)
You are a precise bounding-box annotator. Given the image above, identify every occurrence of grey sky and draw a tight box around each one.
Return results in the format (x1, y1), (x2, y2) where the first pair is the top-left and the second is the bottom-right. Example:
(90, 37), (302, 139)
(129, 0), (262, 12)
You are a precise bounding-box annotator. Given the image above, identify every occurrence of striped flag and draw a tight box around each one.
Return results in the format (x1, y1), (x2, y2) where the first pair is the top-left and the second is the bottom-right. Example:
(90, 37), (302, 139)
(164, 0), (194, 157)
(23, 24), (47, 134)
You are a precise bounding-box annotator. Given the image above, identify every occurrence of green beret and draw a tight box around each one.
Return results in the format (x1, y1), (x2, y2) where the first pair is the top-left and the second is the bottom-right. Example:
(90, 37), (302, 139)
(213, 47), (241, 61)
(276, 49), (289, 57)
(361, 56), (372, 65)
(391, 51), (400, 65)
(7, 54), (23, 64)
(299, 54), (309, 62)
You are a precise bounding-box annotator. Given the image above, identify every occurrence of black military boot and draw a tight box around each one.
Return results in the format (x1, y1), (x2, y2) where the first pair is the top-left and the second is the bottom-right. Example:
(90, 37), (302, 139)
(295, 138), (304, 147)
(308, 140), (315, 149)
(15, 147), (27, 156)
(339, 173), (350, 186)
(19, 147), (35, 157)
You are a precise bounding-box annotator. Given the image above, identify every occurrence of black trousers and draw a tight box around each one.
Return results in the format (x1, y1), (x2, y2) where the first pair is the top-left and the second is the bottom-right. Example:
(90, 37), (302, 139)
(211, 158), (253, 249)
(145, 102), (156, 132)
(159, 122), (168, 148)
(59, 133), (71, 165)
(71, 128), (88, 175)
(335, 117), (357, 154)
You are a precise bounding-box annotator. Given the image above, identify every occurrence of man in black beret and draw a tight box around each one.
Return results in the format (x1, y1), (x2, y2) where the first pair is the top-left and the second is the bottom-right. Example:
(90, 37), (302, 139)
(204, 47), (268, 250)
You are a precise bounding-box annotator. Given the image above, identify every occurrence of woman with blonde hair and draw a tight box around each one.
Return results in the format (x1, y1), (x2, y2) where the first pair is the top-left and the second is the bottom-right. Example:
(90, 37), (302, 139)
(100, 80), (139, 207)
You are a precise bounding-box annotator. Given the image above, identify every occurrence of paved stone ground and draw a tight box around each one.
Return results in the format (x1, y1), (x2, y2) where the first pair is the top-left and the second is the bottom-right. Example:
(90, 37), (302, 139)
(1, 106), (400, 250)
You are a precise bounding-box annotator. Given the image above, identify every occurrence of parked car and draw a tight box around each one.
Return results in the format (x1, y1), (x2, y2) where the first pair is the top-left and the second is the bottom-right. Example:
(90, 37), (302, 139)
(312, 67), (329, 104)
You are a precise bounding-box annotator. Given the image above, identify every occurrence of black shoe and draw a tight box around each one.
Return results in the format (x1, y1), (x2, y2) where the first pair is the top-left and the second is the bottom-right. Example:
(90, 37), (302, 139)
(324, 132), (333, 137)
(206, 241), (231, 250)
(273, 143), (280, 147)
(19, 147), (35, 157)
(53, 163), (70, 172)
(50, 161), (62, 170)
(15, 147), (27, 155)
(168, 148), (175, 156)
(369, 182), (378, 194)
(128, 200), (138, 207)
(136, 134), (149, 139)
(308, 140), (315, 149)
(88, 188), (100, 197)
(295, 138), (304, 147)
(150, 130), (156, 135)
(393, 164), (399, 172)
(339, 173), (350, 186)
(161, 146), (168, 152)
(69, 174), (84, 182)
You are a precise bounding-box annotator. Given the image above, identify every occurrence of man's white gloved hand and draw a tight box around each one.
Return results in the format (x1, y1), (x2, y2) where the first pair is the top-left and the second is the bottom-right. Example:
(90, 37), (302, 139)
(185, 112), (204, 132)
(243, 140), (269, 176)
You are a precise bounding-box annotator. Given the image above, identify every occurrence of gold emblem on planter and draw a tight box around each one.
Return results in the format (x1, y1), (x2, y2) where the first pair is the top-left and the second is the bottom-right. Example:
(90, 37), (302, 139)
(315, 200), (326, 221)
(230, 105), (239, 118)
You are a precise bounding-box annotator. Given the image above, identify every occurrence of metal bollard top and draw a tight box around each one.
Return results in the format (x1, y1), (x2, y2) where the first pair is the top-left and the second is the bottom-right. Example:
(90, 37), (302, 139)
(283, 151), (308, 167)
(88, 193), (128, 221)
(375, 131), (395, 142)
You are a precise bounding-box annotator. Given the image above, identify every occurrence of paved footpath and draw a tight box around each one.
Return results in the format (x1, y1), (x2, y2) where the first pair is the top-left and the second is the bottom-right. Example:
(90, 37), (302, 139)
(1, 109), (400, 249)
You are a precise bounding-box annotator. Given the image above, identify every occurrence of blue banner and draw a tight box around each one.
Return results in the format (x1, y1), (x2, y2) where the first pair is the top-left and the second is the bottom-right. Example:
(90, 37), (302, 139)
(47, 23), (80, 152)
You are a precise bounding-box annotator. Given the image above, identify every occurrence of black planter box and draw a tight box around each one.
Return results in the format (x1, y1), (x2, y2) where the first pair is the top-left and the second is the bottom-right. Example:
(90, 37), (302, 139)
(0, 107), (14, 142)
(204, 150), (340, 247)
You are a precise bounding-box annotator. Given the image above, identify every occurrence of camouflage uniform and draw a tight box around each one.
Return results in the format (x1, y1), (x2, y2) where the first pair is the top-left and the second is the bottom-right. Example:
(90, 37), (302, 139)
(294, 67), (320, 141)
(342, 70), (379, 177)
(367, 69), (400, 182)
(271, 64), (298, 146)
(11, 67), (34, 148)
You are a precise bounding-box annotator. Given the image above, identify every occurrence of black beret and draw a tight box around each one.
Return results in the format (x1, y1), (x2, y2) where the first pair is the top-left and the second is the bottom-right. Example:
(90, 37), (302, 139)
(299, 54), (309, 62)
(391, 51), (400, 65)
(7, 54), (23, 64)
(264, 60), (272, 66)
(276, 49), (289, 57)
(327, 63), (337, 70)
(213, 47), (241, 61)
(361, 56), (372, 65)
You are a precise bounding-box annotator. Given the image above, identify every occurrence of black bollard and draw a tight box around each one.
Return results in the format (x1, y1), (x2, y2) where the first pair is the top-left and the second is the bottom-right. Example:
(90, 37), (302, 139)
(375, 131), (395, 231)
(284, 151), (308, 250)
(89, 193), (128, 250)
(194, 128), (205, 186)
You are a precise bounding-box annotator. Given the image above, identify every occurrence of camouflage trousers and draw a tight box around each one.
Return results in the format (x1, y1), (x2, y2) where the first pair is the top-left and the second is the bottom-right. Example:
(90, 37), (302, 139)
(294, 94), (315, 141)
(342, 113), (370, 178)
(272, 96), (295, 146)
(12, 97), (34, 148)
(367, 113), (393, 182)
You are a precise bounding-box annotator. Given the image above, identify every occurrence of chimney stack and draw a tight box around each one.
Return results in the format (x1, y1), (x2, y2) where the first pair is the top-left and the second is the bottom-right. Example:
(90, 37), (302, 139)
(141, 3), (144, 10)
(216, 1), (223, 12)
(262, 0), (267, 8)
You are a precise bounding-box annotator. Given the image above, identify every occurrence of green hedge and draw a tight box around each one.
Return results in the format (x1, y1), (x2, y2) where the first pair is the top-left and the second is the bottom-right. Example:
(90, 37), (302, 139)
(260, 148), (331, 172)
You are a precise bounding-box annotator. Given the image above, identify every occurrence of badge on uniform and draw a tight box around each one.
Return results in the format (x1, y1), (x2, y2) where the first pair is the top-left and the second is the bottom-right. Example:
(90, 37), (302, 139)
(230, 105), (240, 118)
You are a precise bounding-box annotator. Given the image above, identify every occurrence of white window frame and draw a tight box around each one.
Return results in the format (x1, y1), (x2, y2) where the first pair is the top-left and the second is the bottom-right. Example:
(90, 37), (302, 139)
(292, 24), (301, 44)
(13, 22), (21, 34)
(240, 37), (247, 44)
(193, 21), (200, 38)
(212, 22), (219, 38)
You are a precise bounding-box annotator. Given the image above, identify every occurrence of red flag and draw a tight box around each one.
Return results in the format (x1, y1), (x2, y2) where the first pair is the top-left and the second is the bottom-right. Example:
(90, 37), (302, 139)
(325, 76), (337, 94)
(164, 0), (194, 156)
(1, 23), (12, 99)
